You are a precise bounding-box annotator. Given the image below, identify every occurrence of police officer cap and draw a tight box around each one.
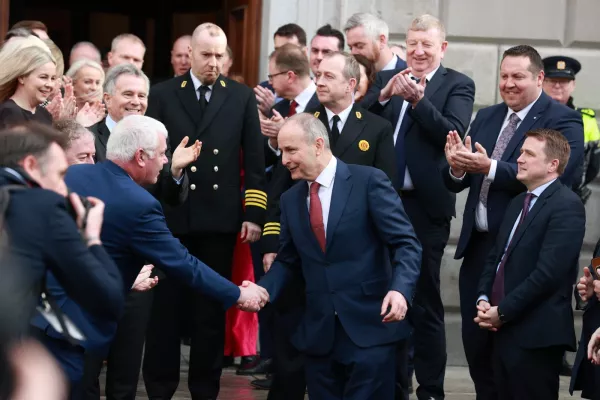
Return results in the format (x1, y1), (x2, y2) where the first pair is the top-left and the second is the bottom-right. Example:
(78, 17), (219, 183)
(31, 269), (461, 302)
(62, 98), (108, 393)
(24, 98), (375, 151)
(543, 56), (581, 80)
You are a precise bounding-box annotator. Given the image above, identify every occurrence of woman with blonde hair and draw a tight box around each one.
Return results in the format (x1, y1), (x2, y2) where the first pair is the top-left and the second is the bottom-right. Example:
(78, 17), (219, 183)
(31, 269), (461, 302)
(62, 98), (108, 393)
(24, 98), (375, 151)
(0, 45), (56, 129)
(65, 59), (105, 111)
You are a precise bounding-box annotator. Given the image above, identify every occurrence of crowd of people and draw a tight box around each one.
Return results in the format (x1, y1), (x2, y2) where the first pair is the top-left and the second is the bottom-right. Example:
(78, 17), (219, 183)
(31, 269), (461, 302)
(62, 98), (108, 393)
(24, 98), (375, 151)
(0, 11), (599, 400)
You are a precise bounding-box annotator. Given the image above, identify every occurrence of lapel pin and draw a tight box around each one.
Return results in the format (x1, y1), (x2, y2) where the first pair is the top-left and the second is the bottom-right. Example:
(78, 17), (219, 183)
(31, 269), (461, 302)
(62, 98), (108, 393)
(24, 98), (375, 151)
(358, 140), (370, 151)
(220, 80), (226, 87)
(314, 111), (320, 118)
(181, 81), (187, 88)
(355, 111), (362, 119)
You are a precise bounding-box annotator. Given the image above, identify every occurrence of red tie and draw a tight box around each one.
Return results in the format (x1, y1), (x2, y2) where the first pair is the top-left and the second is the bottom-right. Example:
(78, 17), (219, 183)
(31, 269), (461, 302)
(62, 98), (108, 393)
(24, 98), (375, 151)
(288, 100), (298, 116)
(309, 182), (326, 252)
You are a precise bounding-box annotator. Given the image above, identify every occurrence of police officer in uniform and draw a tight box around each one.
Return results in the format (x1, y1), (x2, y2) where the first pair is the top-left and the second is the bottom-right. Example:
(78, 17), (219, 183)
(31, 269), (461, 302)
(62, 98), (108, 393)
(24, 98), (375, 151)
(142, 23), (267, 400)
(543, 55), (600, 205)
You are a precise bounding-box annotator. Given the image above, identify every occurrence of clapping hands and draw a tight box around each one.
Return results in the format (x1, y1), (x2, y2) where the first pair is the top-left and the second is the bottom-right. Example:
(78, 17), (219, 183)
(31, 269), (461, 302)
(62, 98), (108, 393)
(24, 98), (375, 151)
(237, 280), (269, 312)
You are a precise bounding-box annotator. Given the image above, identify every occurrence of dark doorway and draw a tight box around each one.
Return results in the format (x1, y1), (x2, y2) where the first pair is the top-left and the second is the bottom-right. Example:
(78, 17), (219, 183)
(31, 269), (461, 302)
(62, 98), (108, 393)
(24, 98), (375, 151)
(7, 0), (262, 86)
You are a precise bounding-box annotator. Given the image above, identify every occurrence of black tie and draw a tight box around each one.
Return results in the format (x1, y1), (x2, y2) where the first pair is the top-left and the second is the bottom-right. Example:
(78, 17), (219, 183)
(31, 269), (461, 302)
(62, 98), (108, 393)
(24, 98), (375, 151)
(330, 115), (340, 149)
(198, 85), (210, 113)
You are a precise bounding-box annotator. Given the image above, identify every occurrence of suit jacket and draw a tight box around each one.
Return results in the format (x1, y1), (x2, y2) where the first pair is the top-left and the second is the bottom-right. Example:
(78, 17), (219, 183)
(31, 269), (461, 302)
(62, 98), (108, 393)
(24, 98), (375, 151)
(261, 103), (396, 254)
(89, 118), (189, 208)
(444, 91), (585, 258)
(31, 161), (241, 352)
(477, 180), (584, 351)
(0, 169), (124, 323)
(147, 71), (267, 235)
(364, 65), (475, 219)
(259, 160), (421, 355)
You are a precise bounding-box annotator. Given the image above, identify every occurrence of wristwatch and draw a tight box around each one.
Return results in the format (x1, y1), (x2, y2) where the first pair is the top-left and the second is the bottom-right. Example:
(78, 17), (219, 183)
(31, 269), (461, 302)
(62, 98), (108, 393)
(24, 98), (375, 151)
(498, 307), (507, 323)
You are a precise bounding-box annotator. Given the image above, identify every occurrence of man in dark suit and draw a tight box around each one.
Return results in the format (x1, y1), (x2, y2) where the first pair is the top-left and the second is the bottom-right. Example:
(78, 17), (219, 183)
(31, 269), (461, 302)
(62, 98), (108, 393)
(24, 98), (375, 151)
(443, 45), (584, 399)
(33, 115), (268, 399)
(82, 63), (195, 400)
(361, 14), (475, 400)
(142, 23), (267, 399)
(474, 128), (585, 399)
(250, 112), (421, 400)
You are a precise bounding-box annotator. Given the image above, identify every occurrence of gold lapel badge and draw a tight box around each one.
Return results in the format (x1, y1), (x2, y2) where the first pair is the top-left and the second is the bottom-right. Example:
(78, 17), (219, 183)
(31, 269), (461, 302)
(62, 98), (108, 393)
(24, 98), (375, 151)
(314, 111), (320, 118)
(356, 111), (362, 119)
(220, 80), (226, 87)
(181, 81), (187, 88)
(358, 140), (370, 151)
(557, 61), (566, 70)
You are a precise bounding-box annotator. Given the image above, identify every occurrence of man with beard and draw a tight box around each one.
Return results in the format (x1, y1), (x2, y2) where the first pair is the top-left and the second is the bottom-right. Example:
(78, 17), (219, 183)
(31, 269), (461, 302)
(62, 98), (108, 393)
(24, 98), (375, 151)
(142, 22), (266, 400)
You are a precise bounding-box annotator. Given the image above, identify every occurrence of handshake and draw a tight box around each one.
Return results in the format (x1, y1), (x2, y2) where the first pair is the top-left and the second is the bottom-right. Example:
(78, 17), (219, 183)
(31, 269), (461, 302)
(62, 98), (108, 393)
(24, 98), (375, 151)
(236, 281), (270, 312)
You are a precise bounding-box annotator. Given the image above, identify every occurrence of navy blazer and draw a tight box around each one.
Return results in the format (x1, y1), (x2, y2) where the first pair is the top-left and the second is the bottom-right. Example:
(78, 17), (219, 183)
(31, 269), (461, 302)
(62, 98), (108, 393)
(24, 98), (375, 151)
(362, 65), (475, 219)
(477, 180), (585, 350)
(259, 160), (422, 355)
(32, 161), (241, 352)
(0, 169), (124, 323)
(444, 91), (584, 258)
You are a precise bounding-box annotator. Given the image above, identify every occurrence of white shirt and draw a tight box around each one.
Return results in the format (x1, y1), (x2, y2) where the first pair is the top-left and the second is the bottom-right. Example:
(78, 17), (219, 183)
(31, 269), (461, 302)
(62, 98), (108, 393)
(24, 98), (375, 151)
(306, 156), (337, 237)
(389, 66), (440, 190)
(190, 70), (214, 102)
(382, 54), (400, 72)
(477, 178), (556, 305)
(105, 114), (118, 132)
(324, 103), (353, 134)
(268, 82), (317, 156)
(450, 90), (542, 231)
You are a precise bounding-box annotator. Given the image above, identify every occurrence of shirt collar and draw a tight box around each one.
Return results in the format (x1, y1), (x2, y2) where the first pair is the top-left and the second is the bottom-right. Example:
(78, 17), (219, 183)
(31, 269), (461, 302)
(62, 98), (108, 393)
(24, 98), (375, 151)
(308, 156), (337, 190)
(508, 90), (542, 121)
(189, 70), (214, 92)
(529, 178), (556, 198)
(105, 114), (118, 132)
(382, 54), (399, 71)
(294, 81), (316, 109)
(324, 103), (353, 128)
(409, 65), (439, 84)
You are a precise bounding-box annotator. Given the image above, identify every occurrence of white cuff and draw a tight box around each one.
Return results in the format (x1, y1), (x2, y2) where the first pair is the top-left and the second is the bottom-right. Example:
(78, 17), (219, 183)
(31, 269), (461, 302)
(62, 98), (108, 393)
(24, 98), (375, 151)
(267, 139), (281, 156)
(485, 160), (498, 182)
(476, 295), (490, 306)
(379, 99), (391, 106)
(449, 168), (466, 181)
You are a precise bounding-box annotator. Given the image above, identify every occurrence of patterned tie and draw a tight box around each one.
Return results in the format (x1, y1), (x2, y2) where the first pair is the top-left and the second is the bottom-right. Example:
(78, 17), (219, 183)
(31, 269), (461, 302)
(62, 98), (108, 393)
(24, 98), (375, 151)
(309, 182), (326, 252)
(491, 192), (535, 305)
(479, 113), (521, 207)
(288, 100), (298, 116)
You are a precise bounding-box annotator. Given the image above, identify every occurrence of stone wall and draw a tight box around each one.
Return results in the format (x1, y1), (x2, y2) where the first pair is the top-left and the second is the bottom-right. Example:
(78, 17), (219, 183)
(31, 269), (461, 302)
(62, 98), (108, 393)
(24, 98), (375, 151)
(259, 0), (600, 309)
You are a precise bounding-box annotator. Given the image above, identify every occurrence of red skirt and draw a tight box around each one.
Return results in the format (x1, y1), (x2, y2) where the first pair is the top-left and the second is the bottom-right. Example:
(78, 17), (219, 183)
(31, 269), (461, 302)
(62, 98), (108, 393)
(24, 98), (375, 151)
(224, 234), (258, 357)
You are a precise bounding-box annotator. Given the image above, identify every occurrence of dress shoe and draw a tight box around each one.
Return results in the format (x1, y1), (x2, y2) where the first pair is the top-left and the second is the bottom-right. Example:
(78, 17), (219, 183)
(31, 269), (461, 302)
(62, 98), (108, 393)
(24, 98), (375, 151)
(237, 357), (272, 375)
(250, 374), (272, 390)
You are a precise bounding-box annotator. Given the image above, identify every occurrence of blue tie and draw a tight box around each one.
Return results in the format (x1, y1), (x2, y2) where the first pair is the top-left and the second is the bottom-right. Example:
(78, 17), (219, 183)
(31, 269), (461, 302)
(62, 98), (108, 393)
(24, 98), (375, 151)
(394, 106), (412, 188)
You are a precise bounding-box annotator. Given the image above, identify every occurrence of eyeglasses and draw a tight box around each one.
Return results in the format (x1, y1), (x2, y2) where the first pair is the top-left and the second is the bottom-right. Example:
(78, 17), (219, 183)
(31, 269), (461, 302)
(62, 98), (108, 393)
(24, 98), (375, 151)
(267, 71), (290, 80)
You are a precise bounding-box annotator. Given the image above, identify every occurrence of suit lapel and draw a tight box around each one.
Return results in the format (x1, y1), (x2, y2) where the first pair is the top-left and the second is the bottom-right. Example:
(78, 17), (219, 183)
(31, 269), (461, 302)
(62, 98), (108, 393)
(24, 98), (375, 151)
(334, 105), (365, 157)
(423, 65), (447, 99)
(96, 121), (110, 154)
(505, 180), (560, 259)
(502, 93), (550, 161)
(314, 104), (330, 134)
(305, 92), (320, 111)
(325, 161), (352, 250)
(197, 76), (229, 134)
(176, 72), (203, 126)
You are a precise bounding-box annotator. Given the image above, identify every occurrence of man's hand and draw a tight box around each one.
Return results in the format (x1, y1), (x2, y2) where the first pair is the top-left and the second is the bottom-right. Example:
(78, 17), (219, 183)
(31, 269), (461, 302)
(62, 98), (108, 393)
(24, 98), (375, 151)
(241, 221), (261, 243)
(378, 68), (411, 102)
(593, 279), (600, 301)
(76, 102), (105, 128)
(381, 290), (408, 322)
(445, 131), (469, 177)
(578, 266), (595, 302)
(260, 109), (285, 139)
(171, 136), (202, 179)
(263, 253), (277, 273)
(237, 280), (270, 311)
(132, 264), (159, 291)
(394, 72), (426, 106)
(589, 327), (600, 364)
(254, 85), (276, 116)
(474, 301), (502, 331)
(453, 139), (492, 175)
